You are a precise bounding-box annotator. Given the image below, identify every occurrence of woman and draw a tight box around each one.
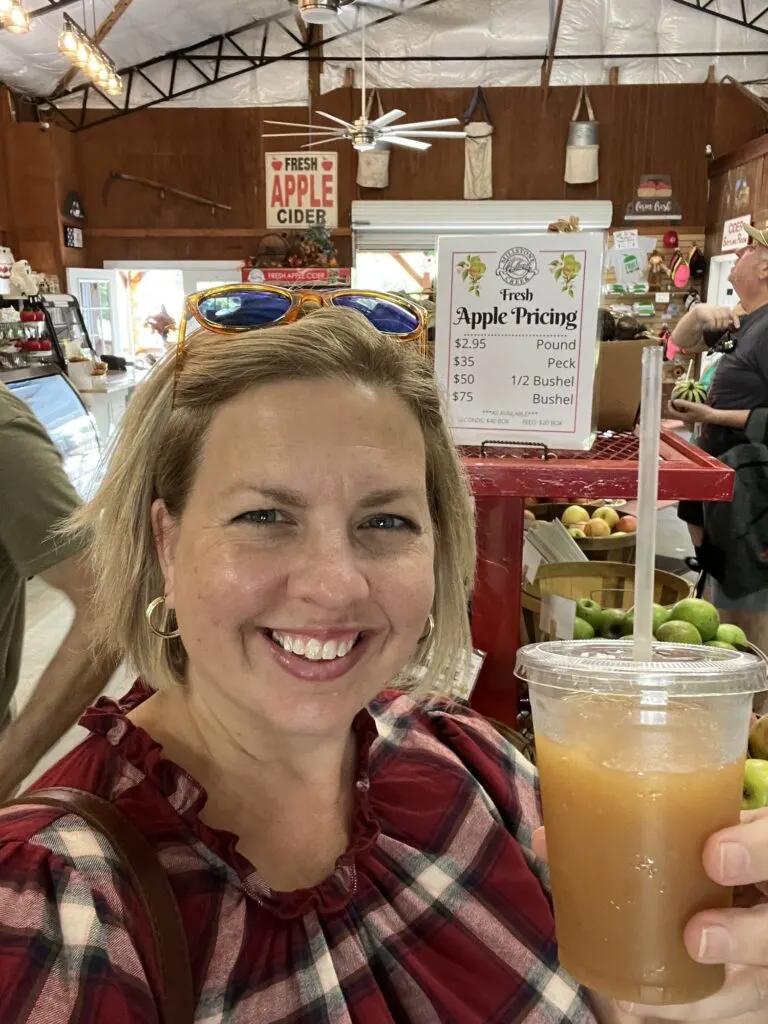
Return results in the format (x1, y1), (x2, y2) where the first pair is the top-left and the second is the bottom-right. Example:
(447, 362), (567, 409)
(0, 308), (764, 1023)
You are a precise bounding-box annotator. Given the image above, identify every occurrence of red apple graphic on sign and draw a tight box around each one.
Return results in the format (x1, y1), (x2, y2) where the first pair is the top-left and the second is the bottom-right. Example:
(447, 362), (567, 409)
(322, 160), (333, 171)
(272, 160), (283, 170)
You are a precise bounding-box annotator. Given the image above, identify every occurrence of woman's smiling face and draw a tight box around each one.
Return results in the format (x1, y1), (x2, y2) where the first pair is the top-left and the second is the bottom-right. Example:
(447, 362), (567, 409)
(153, 377), (435, 737)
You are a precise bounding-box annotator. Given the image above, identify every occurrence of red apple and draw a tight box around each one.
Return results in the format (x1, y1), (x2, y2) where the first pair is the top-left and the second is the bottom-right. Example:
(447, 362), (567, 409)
(20, 310), (36, 322)
(614, 515), (638, 534)
(322, 160), (333, 171)
(272, 160), (283, 170)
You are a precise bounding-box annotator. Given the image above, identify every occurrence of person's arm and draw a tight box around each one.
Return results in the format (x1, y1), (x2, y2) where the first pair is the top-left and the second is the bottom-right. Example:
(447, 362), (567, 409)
(0, 818), (161, 1021)
(667, 401), (751, 432)
(0, 401), (118, 796)
(0, 552), (118, 799)
(671, 304), (739, 355)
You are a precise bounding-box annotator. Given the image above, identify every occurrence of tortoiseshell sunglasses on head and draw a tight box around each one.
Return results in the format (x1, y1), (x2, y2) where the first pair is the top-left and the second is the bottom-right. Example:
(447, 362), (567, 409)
(176, 284), (428, 373)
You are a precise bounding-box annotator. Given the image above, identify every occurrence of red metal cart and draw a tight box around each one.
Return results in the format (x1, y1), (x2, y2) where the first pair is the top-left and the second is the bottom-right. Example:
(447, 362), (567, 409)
(463, 431), (734, 725)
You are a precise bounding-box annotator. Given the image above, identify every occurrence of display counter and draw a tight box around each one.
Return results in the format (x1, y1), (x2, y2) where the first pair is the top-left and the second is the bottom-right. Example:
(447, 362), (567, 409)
(463, 430), (734, 726)
(77, 368), (148, 445)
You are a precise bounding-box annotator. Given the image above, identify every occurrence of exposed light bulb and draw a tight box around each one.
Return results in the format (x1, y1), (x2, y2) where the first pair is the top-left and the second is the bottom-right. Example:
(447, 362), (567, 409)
(0, 0), (14, 16)
(106, 72), (122, 96)
(6, 4), (30, 34)
(87, 51), (101, 76)
(96, 62), (110, 86)
(58, 28), (78, 56)
(74, 39), (90, 68)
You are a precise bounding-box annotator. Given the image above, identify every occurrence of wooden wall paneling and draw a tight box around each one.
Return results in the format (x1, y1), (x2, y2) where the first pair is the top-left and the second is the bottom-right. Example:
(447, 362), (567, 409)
(51, 125), (90, 269)
(31, 82), (768, 268)
(0, 87), (12, 244)
(706, 132), (768, 255)
(4, 124), (63, 277)
(711, 83), (768, 159)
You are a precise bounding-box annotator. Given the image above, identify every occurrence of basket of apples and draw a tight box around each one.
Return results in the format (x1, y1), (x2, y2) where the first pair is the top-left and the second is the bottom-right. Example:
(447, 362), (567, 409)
(524, 502), (637, 563)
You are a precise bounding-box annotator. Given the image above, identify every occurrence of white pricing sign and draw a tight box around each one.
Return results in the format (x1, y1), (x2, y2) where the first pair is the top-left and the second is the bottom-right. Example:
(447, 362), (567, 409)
(435, 233), (604, 450)
(613, 229), (639, 251)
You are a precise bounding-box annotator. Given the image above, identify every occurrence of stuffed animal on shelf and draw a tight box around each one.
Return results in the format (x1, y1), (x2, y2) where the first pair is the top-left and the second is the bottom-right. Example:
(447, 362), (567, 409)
(647, 250), (671, 291)
(9, 260), (41, 298)
(548, 215), (581, 233)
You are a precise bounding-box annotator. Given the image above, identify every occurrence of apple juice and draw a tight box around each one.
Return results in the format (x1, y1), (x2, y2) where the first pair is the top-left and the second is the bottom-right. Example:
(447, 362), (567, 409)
(536, 696), (745, 1005)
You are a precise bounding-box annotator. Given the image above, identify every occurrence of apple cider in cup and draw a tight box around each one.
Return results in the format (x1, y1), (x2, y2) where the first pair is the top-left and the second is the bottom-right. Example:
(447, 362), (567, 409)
(516, 640), (766, 1006)
(537, 699), (743, 1004)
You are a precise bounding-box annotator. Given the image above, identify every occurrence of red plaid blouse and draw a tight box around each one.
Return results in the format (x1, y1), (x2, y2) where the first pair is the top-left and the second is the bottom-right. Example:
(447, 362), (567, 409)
(0, 686), (595, 1023)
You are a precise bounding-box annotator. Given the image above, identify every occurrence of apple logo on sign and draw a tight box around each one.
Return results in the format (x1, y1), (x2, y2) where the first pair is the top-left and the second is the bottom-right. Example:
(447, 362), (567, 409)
(272, 160), (283, 171)
(322, 160), (333, 171)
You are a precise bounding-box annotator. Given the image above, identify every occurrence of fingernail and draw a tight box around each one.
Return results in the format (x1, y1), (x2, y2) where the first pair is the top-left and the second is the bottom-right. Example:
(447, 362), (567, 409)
(720, 841), (750, 882)
(697, 925), (733, 963)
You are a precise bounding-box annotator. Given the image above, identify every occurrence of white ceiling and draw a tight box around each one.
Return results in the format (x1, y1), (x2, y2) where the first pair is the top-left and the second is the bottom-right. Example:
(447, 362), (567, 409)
(3, 0), (768, 108)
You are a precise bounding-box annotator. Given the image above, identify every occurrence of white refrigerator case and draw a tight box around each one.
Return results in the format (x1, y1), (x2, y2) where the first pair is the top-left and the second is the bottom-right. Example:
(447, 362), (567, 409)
(3, 369), (102, 500)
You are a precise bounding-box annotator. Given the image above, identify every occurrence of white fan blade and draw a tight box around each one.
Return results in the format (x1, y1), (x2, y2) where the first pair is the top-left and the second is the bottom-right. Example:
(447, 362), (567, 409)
(381, 118), (461, 132)
(264, 120), (342, 132)
(317, 111), (354, 129)
(386, 136), (431, 151)
(370, 108), (406, 128)
(302, 136), (347, 148)
(263, 133), (345, 140)
(390, 130), (467, 139)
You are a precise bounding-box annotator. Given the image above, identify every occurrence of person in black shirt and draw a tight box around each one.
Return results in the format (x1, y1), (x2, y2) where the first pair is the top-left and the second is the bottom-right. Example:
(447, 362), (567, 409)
(671, 225), (768, 647)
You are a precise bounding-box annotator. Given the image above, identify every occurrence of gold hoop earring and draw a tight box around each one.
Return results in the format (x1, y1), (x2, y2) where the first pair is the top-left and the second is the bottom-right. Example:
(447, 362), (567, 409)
(145, 596), (181, 640)
(419, 614), (435, 645)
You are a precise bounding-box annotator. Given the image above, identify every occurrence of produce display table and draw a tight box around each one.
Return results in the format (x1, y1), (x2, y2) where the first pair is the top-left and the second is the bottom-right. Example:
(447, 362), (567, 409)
(462, 431), (734, 726)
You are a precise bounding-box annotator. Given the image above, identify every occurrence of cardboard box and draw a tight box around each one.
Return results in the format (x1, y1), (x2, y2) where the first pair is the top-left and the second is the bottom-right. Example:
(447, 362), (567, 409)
(596, 337), (662, 433)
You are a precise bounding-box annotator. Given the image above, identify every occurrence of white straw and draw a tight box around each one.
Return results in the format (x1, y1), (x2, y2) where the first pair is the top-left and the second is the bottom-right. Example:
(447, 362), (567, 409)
(633, 345), (664, 662)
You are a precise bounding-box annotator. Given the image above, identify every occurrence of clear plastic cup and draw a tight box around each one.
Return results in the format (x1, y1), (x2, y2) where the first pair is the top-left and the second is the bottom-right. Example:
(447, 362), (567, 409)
(515, 639), (767, 1006)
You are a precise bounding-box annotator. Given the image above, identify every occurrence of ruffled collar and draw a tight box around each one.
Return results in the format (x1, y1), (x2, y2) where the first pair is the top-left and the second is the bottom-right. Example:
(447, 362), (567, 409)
(80, 682), (382, 919)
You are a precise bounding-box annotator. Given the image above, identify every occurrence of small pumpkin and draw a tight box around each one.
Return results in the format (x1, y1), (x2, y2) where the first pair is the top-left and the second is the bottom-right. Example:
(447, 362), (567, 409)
(671, 379), (708, 404)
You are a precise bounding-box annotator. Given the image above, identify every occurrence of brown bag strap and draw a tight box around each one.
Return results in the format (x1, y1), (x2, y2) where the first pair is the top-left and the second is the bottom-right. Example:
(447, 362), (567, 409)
(571, 85), (596, 123)
(1, 788), (195, 1024)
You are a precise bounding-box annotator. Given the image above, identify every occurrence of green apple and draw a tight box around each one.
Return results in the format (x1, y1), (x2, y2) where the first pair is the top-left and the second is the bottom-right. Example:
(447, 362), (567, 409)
(706, 640), (737, 651)
(620, 604), (671, 637)
(716, 624), (749, 648)
(592, 507), (620, 529)
(573, 617), (595, 641)
(669, 598), (720, 642)
(749, 715), (768, 760)
(656, 619), (703, 645)
(568, 527), (587, 539)
(575, 598), (603, 633)
(599, 608), (626, 639)
(561, 505), (590, 526)
(743, 759), (768, 811)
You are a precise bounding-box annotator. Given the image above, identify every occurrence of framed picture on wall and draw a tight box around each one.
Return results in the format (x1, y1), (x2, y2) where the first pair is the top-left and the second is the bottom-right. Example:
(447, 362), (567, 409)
(64, 226), (84, 249)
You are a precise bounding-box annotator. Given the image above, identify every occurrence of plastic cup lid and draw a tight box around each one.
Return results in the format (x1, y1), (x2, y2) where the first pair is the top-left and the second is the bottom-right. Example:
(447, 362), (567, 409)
(516, 640), (767, 697)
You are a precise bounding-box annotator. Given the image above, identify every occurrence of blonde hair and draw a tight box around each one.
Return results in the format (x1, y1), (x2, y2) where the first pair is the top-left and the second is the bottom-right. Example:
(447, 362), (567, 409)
(71, 308), (476, 699)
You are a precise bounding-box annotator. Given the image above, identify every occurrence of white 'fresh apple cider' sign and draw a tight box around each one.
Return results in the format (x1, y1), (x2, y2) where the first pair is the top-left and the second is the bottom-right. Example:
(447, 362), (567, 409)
(435, 233), (604, 450)
(265, 152), (338, 229)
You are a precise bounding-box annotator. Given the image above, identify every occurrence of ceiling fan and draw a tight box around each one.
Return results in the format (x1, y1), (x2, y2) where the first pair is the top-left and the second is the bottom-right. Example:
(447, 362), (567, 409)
(288, 0), (398, 26)
(265, 19), (465, 152)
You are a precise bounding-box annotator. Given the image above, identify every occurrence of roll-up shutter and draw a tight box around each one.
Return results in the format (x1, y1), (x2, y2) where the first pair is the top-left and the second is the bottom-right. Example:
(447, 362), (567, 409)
(352, 200), (614, 253)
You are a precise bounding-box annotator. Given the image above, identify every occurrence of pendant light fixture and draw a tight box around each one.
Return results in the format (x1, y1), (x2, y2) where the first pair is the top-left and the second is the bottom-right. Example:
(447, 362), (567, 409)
(0, 1), (31, 35)
(57, 2), (123, 96)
